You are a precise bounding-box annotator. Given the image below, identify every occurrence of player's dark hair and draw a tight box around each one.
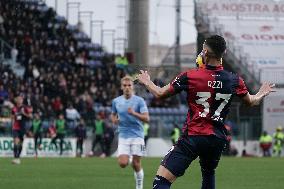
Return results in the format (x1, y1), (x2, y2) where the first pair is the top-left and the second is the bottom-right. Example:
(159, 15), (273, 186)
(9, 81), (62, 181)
(205, 35), (226, 59)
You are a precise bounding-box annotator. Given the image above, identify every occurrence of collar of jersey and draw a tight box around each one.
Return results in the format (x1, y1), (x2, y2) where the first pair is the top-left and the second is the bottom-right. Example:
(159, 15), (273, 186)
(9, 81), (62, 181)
(205, 64), (223, 71)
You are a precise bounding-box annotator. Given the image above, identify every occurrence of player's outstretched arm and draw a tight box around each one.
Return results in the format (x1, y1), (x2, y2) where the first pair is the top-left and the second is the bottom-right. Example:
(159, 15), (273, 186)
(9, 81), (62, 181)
(137, 70), (172, 99)
(242, 82), (275, 106)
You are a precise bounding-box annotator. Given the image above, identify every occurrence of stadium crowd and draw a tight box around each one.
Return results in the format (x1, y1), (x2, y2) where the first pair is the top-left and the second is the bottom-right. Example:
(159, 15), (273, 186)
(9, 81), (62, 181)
(0, 0), (123, 137)
(0, 0), (179, 142)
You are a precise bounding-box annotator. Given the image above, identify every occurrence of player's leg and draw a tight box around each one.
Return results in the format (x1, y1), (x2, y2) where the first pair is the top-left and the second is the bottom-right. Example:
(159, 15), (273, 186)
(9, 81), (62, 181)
(34, 134), (38, 156)
(131, 139), (146, 189)
(118, 154), (129, 168)
(132, 155), (143, 189)
(78, 138), (83, 156)
(59, 134), (64, 155)
(153, 136), (198, 189)
(104, 141), (111, 156)
(117, 138), (131, 168)
(51, 135), (58, 150)
(18, 131), (24, 158)
(264, 149), (268, 157)
(92, 135), (99, 152)
(38, 132), (42, 149)
(13, 131), (20, 157)
(12, 131), (21, 164)
(12, 137), (21, 164)
(98, 135), (106, 156)
(273, 142), (281, 157)
(76, 138), (80, 156)
(153, 166), (176, 189)
(199, 136), (226, 189)
(12, 130), (24, 164)
(79, 139), (84, 155)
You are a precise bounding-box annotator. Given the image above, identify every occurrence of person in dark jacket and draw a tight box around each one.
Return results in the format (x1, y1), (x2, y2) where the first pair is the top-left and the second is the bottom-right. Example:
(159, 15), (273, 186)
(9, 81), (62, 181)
(75, 118), (87, 157)
(103, 123), (114, 157)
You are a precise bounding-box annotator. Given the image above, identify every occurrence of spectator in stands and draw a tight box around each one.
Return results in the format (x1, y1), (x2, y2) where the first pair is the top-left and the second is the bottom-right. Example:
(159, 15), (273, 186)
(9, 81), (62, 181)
(0, 0), (133, 141)
(51, 113), (66, 155)
(43, 103), (55, 119)
(75, 51), (87, 65)
(75, 118), (87, 157)
(51, 96), (63, 114)
(115, 54), (129, 70)
(259, 130), (272, 157)
(0, 14), (4, 25)
(0, 84), (9, 104)
(11, 46), (18, 62)
(65, 103), (80, 135)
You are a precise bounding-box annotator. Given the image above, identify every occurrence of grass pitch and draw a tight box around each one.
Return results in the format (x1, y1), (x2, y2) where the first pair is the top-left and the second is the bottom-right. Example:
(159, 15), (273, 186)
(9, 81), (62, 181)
(0, 157), (283, 189)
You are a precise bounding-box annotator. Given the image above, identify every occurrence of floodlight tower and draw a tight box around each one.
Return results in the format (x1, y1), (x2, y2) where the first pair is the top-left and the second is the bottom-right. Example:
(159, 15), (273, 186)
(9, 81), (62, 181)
(127, 0), (149, 69)
(175, 0), (181, 70)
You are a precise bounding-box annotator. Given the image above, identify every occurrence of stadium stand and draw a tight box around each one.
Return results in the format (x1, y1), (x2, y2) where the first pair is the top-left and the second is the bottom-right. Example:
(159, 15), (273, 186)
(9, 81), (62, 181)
(0, 0), (126, 135)
(0, 0), (182, 140)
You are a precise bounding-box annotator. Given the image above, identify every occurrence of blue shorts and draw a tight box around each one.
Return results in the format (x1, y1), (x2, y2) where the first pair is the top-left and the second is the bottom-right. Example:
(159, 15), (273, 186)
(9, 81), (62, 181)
(12, 130), (25, 141)
(161, 135), (226, 177)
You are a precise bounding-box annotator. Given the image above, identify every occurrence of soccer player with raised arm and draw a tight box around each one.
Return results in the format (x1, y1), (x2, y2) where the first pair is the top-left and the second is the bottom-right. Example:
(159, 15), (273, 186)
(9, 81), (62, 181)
(111, 75), (150, 189)
(137, 35), (275, 189)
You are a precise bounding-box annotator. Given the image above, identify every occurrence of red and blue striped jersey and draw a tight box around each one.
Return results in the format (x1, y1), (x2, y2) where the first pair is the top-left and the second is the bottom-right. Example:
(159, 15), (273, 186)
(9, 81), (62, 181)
(169, 65), (248, 140)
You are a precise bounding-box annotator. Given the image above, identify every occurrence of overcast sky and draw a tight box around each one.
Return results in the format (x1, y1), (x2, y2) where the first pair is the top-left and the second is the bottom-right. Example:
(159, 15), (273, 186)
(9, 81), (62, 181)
(45, 0), (197, 47)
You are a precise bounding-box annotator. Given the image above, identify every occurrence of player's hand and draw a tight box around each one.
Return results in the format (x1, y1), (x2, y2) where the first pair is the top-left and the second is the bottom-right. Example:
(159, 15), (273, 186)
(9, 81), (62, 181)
(127, 107), (135, 115)
(137, 70), (151, 85)
(259, 82), (276, 97)
(113, 115), (120, 125)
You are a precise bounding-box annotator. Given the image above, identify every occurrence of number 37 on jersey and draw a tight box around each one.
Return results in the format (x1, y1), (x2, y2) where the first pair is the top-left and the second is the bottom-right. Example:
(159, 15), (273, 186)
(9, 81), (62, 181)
(196, 92), (232, 122)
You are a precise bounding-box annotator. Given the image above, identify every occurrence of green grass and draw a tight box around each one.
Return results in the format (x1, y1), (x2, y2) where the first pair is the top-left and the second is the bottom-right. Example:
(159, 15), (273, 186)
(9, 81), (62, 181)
(0, 157), (283, 189)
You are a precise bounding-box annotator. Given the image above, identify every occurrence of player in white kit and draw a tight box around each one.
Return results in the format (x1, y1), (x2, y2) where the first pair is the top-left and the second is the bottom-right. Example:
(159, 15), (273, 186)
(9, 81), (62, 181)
(111, 76), (150, 189)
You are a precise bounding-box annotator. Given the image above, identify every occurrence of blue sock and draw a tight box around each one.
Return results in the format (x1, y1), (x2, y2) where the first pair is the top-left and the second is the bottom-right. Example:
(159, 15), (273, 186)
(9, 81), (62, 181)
(153, 175), (172, 189)
(201, 168), (215, 189)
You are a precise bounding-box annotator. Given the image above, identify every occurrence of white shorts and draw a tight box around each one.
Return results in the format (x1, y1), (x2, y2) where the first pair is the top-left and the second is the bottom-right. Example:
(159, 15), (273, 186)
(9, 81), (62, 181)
(117, 138), (145, 157)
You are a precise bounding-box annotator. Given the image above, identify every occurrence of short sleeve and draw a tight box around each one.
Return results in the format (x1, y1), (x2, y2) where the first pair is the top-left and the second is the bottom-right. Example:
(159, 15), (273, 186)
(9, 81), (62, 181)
(236, 77), (248, 97)
(111, 100), (117, 114)
(139, 98), (148, 113)
(169, 72), (189, 94)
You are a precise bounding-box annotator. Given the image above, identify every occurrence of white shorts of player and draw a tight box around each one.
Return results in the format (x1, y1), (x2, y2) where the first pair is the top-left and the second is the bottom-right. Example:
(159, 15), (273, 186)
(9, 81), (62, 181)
(118, 137), (145, 157)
